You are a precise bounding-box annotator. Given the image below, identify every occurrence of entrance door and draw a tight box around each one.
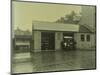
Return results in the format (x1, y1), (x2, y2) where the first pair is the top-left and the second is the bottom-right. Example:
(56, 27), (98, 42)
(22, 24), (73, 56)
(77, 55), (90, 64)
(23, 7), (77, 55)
(63, 33), (76, 50)
(41, 32), (55, 50)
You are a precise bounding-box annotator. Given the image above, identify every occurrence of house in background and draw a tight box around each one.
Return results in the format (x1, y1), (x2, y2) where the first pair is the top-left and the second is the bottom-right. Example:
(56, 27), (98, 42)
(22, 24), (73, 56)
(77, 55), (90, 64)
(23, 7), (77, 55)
(13, 27), (32, 52)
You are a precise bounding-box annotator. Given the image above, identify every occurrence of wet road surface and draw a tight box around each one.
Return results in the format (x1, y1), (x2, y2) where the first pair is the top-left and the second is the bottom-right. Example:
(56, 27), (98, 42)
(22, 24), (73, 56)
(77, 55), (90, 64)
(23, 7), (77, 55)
(12, 50), (96, 74)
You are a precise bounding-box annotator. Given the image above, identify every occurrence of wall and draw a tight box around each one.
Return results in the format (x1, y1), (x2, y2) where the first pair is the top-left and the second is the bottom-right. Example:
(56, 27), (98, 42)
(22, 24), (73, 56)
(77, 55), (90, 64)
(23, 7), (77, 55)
(55, 32), (63, 50)
(74, 33), (95, 50)
(32, 31), (96, 51)
(33, 31), (41, 52)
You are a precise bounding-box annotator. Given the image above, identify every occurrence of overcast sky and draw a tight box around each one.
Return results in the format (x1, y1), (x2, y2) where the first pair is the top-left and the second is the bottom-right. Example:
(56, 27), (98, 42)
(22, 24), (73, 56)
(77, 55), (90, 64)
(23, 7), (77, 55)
(12, 1), (81, 31)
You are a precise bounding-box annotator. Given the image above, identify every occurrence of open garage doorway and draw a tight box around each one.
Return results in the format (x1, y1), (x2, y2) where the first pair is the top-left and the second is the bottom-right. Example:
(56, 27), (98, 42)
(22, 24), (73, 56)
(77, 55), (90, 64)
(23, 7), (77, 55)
(41, 32), (55, 51)
(62, 32), (76, 50)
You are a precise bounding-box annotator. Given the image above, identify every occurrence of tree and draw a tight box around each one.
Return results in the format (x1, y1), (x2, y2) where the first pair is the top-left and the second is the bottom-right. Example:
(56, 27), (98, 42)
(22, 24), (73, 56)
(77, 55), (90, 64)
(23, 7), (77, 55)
(56, 11), (81, 24)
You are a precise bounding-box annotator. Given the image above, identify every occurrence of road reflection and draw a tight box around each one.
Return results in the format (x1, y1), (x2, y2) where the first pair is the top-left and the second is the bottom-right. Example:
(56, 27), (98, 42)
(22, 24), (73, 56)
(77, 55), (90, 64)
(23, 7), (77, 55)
(12, 50), (96, 74)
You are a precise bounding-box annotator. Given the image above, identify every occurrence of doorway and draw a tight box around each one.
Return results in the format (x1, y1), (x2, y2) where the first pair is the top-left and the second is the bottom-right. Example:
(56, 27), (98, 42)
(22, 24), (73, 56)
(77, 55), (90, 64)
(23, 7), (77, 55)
(62, 32), (76, 50)
(41, 32), (55, 50)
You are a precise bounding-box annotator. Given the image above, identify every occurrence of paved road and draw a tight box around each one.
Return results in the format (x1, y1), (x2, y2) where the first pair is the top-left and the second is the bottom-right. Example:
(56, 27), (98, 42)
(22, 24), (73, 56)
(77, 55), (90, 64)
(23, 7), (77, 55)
(12, 50), (96, 74)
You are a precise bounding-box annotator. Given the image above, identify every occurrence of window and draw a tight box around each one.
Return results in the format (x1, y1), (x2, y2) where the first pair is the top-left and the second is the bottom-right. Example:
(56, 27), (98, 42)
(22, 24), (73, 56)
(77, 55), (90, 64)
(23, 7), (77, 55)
(87, 35), (90, 41)
(81, 34), (85, 41)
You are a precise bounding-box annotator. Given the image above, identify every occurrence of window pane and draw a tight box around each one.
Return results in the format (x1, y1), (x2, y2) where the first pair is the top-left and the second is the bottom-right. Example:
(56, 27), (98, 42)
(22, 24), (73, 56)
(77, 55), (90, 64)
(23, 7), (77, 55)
(87, 35), (90, 41)
(81, 34), (84, 41)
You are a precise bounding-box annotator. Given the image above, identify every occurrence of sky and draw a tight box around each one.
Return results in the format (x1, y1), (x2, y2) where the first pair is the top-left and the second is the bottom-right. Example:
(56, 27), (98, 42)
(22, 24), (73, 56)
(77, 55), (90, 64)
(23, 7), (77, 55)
(12, 1), (81, 31)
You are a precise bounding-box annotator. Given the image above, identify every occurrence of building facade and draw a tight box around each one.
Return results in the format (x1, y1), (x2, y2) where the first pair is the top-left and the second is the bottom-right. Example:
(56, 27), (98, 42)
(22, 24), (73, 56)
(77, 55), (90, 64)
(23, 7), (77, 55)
(13, 28), (32, 52)
(74, 25), (95, 49)
(14, 35), (31, 51)
(32, 21), (95, 52)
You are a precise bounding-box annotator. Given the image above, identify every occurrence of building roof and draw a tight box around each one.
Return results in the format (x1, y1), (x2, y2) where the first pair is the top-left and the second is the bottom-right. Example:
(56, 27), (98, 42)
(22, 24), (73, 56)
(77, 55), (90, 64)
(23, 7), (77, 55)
(79, 25), (95, 33)
(32, 21), (94, 33)
(14, 28), (32, 36)
(32, 21), (79, 32)
(15, 35), (31, 40)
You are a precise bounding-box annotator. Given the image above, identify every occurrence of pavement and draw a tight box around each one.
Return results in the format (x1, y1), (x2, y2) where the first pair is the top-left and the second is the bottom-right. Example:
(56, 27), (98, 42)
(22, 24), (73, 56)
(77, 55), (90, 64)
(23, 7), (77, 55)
(12, 50), (96, 74)
(13, 52), (31, 63)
